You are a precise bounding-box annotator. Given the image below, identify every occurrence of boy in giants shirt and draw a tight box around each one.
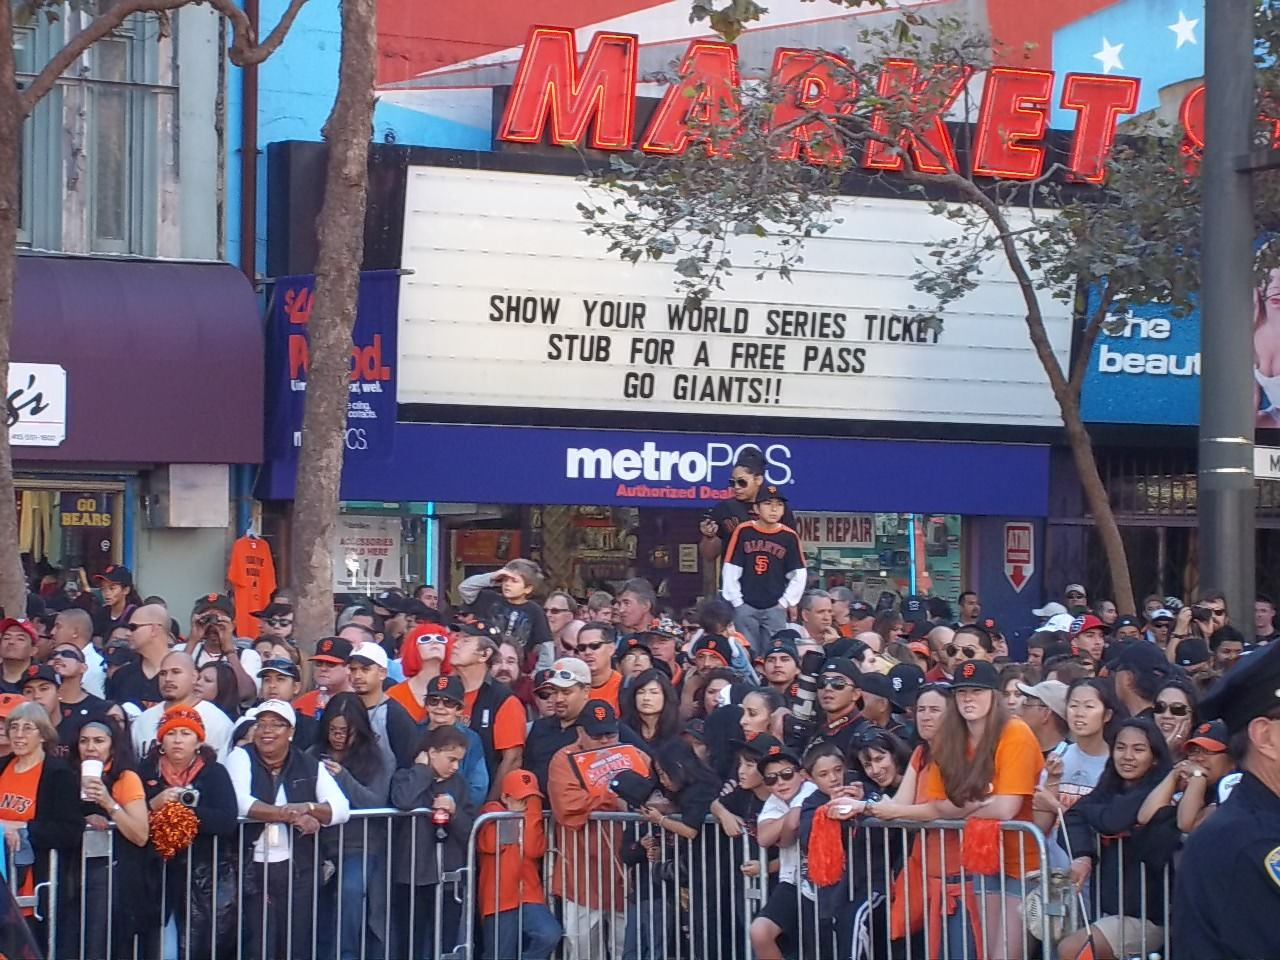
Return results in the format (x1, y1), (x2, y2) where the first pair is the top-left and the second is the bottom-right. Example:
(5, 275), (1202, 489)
(721, 486), (806, 658)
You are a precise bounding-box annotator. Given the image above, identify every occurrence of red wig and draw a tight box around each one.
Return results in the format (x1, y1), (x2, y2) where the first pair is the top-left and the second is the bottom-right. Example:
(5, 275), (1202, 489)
(399, 623), (453, 677)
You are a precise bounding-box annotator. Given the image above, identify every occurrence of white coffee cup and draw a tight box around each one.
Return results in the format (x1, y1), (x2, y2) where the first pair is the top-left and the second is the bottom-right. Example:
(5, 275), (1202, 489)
(80, 759), (104, 800)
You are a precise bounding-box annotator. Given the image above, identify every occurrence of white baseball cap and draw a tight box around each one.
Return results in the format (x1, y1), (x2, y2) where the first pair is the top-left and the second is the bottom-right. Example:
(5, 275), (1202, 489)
(350, 642), (389, 669)
(254, 699), (297, 728)
(546, 658), (591, 688)
(1032, 601), (1068, 619)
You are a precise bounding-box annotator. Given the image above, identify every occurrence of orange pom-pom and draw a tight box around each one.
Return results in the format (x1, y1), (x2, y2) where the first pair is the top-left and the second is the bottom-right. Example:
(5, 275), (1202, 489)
(149, 801), (200, 859)
(962, 818), (1001, 876)
(807, 804), (846, 887)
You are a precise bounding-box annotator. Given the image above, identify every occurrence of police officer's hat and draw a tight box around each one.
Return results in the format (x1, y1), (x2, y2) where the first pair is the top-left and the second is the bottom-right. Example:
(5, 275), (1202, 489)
(1199, 640), (1280, 733)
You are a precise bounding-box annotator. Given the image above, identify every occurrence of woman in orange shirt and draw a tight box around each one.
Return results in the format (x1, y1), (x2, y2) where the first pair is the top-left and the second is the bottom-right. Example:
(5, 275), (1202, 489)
(0, 702), (82, 955)
(862, 662), (1043, 959)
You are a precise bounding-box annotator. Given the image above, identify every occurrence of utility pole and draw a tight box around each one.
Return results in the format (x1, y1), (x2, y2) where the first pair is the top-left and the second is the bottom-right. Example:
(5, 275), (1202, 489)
(1199, 0), (1256, 623)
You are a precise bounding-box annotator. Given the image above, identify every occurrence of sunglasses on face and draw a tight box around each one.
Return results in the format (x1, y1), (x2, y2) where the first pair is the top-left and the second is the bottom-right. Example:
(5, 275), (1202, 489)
(535, 690), (554, 701)
(819, 677), (852, 690)
(1154, 701), (1190, 717)
(762, 767), (798, 786)
(731, 478), (752, 489)
(417, 635), (448, 646)
(945, 645), (980, 659)
(1206, 607), (1226, 616)
(564, 640), (610, 654)
(50, 648), (84, 663)
(544, 607), (573, 616)
(425, 695), (461, 708)
(264, 618), (293, 628)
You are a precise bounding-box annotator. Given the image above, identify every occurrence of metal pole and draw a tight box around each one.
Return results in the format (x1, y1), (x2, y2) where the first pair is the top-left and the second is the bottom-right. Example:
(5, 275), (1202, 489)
(1200, 0), (1256, 621)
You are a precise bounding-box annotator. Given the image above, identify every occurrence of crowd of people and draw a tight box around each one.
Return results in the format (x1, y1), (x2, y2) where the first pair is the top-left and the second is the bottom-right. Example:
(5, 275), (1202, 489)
(0, 481), (1276, 959)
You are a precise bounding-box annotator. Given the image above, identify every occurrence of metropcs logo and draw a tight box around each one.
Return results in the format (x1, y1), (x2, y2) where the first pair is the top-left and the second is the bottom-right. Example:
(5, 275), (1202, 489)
(565, 441), (792, 501)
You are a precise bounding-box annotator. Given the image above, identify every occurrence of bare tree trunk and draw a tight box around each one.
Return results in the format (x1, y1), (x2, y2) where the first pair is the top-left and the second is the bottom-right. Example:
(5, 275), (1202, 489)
(287, 0), (377, 655)
(1060, 397), (1136, 615)
(0, 12), (30, 619)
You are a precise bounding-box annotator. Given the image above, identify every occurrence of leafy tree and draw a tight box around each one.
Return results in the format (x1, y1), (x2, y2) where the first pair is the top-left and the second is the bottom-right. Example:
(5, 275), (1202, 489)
(582, 4), (1278, 613)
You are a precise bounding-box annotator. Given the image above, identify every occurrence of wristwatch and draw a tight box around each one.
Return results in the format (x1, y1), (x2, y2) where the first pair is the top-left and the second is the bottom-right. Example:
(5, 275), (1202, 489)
(1190, 770), (1207, 779)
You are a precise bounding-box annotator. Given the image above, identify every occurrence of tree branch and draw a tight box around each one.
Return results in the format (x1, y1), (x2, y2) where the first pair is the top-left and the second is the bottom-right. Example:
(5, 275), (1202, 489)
(1068, 282), (1115, 397)
(17, 0), (310, 115)
(203, 0), (310, 66)
(18, 0), (189, 114)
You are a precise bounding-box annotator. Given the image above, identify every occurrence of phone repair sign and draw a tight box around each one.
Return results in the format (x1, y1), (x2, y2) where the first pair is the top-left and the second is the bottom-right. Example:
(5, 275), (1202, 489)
(1003, 522), (1034, 593)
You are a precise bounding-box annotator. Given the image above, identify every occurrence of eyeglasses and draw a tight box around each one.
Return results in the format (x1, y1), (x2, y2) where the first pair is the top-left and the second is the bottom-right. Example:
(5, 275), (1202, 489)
(535, 690), (554, 701)
(544, 607), (573, 616)
(731, 478), (751, 488)
(1153, 700), (1190, 717)
(425, 695), (461, 708)
(762, 767), (798, 786)
(255, 719), (290, 732)
(818, 677), (852, 690)
(564, 640), (611, 654)
(945, 645), (980, 659)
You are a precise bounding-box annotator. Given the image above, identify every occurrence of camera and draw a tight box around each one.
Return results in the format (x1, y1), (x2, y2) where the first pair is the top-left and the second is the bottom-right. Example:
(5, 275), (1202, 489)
(178, 788), (201, 807)
(197, 613), (220, 628)
(1192, 606), (1213, 623)
(790, 650), (825, 725)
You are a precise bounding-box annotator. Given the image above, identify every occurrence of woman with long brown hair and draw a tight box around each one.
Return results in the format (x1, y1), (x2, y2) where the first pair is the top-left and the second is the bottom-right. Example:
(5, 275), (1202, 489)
(856, 661), (1042, 959)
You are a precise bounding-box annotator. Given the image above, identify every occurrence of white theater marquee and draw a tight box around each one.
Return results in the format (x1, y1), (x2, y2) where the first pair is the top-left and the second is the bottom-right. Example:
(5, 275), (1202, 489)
(396, 167), (1070, 426)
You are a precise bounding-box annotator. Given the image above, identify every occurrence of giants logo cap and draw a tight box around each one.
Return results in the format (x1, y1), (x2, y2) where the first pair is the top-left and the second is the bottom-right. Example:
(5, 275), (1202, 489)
(579, 699), (619, 736)
(951, 659), (999, 691)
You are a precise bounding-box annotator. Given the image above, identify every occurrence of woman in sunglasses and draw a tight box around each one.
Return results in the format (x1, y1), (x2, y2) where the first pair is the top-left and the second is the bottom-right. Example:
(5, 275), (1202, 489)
(1150, 675), (1198, 755)
(387, 623), (452, 724)
(697, 446), (797, 565)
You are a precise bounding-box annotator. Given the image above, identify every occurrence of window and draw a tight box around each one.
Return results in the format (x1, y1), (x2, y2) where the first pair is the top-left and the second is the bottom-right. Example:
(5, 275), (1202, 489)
(88, 18), (156, 255)
(12, 29), (33, 246)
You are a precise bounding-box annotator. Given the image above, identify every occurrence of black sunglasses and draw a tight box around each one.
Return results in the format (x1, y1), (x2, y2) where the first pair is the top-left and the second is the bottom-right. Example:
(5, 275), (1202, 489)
(544, 607), (573, 616)
(818, 677), (852, 690)
(1153, 701), (1191, 717)
(564, 639), (611, 653)
(731, 478), (752, 488)
(425, 695), (461, 708)
(762, 767), (798, 786)
(945, 644), (981, 659)
(535, 690), (554, 701)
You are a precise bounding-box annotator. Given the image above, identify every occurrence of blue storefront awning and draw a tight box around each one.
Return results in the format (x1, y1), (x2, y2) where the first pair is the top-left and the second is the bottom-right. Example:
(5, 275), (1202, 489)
(260, 422), (1050, 516)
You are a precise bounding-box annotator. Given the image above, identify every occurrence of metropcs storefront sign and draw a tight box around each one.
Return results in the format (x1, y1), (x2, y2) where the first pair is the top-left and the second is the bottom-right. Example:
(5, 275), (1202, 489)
(396, 167), (1071, 426)
(496, 26), (1217, 183)
(565, 440), (792, 499)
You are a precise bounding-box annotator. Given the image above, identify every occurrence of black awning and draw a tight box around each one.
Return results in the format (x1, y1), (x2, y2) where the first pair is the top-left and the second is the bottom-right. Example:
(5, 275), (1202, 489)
(13, 256), (263, 464)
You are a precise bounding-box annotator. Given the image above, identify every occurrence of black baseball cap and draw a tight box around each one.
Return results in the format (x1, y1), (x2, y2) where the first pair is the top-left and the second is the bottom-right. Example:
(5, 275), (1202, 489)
(252, 602), (293, 620)
(257, 658), (300, 681)
(579, 700), (620, 737)
(617, 634), (653, 660)
(820, 658), (860, 683)
(1174, 637), (1211, 668)
(762, 635), (800, 664)
(373, 590), (407, 614)
(1114, 615), (1142, 630)
(848, 601), (874, 620)
(20, 664), (58, 688)
(755, 485), (788, 504)
(92, 565), (133, 588)
(756, 741), (804, 772)
(856, 670), (895, 701)
(193, 593), (235, 618)
(1107, 641), (1170, 676)
(310, 637), (354, 664)
(976, 616), (1002, 637)
(887, 663), (926, 710)
(1186, 719), (1230, 753)
(426, 674), (465, 705)
(453, 620), (504, 641)
(951, 660), (1000, 690)
(902, 595), (927, 624)
(734, 733), (784, 758)
(907, 620), (933, 641)
(769, 628), (805, 645)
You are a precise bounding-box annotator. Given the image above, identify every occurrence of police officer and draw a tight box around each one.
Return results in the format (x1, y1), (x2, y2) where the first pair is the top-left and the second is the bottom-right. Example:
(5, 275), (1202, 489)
(1172, 640), (1280, 959)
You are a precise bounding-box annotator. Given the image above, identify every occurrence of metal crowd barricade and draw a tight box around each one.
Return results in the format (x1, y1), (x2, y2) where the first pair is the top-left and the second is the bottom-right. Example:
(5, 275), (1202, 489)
(35, 808), (1177, 960)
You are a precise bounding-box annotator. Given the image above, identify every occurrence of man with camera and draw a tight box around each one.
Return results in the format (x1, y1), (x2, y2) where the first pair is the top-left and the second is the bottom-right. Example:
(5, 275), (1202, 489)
(185, 594), (260, 703)
(1168, 591), (1231, 666)
(131, 651), (233, 760)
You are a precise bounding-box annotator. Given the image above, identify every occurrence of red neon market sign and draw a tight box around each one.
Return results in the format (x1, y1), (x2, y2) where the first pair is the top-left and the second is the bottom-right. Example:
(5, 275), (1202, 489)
(497, 26), (1212, 184)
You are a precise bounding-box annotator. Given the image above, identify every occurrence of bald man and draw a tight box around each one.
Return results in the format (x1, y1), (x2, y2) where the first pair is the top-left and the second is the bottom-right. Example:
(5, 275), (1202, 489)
(925, 625), (957, 682)
(131, 651), (233, 760)
(105, 602), (173, 710)
(51, 607), (105, 698)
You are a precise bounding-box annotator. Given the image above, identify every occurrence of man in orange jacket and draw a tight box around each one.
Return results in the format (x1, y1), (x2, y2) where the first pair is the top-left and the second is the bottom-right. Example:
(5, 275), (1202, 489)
(476, 769), (562, 960)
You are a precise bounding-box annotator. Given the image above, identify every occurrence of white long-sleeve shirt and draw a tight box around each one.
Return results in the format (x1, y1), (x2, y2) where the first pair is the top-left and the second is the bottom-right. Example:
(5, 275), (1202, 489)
(225, 745), (351, 863)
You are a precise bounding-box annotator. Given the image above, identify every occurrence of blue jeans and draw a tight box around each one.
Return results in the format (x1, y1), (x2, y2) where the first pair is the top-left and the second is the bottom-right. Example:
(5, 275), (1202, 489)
(483, 905), (562, 960)
(731, 603), (789, 657)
